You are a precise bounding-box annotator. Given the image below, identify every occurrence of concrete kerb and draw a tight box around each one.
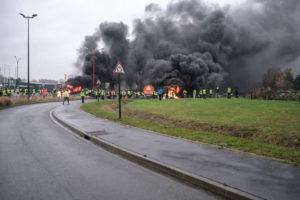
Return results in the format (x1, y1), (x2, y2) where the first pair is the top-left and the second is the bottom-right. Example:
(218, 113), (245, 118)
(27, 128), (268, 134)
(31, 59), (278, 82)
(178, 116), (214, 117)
(51, 110), (264, 200)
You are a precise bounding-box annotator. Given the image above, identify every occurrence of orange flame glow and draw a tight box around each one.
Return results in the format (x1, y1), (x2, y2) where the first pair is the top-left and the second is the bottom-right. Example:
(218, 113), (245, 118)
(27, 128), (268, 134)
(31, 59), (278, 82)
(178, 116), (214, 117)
(63, 85), (82, 94)
(66, 84), (74, 89)
(167, 86), (180, 99)
(72, 86), (82, 93)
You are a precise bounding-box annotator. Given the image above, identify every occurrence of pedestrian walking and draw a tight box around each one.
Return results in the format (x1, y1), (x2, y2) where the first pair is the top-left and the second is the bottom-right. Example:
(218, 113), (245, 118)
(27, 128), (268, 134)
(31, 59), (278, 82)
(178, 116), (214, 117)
(193, 89), (197, 99)
(62, 90), (69, 105)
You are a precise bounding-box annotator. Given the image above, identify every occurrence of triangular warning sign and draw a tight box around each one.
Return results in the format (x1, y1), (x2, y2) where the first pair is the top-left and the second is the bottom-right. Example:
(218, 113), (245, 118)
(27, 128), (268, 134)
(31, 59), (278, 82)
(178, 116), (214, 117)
(113, 61), (125, 74)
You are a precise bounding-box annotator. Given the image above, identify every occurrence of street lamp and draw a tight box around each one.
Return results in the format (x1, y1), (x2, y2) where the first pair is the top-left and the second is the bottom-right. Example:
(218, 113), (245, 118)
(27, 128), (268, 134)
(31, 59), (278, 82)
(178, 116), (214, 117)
(14, 56), (21, 80)
(19, 13), (37, 98)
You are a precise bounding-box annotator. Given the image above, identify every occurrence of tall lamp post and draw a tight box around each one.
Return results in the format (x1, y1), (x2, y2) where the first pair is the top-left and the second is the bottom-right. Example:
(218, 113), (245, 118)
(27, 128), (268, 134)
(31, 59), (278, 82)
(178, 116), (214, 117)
(14, 56), (21, 80)
(19, 13), (37, 98)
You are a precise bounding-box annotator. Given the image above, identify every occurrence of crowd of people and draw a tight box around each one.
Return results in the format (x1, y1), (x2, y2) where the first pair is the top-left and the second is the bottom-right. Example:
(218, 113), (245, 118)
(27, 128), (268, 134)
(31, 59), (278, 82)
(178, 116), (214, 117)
(0, 87), (238, 101)
(0, 87), (52, 97)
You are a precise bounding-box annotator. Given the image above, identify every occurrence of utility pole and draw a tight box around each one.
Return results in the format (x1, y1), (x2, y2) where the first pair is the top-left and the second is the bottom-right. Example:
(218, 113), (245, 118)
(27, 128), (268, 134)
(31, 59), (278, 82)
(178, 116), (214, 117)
(93, 56), (95, 89)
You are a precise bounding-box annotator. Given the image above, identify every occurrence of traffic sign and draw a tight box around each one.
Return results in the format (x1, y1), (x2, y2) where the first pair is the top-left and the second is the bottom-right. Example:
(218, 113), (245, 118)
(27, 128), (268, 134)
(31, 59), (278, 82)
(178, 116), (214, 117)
(113, 61), (125, 74)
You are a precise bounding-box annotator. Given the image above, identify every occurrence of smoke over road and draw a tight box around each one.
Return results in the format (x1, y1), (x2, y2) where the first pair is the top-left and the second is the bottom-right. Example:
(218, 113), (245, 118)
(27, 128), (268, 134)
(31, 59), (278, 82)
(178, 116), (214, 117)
(70, 0), (300, 91)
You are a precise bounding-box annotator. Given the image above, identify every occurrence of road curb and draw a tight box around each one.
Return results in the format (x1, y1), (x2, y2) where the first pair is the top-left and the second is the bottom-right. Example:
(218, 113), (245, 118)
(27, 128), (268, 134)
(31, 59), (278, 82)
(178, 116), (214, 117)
(51, 110), (264, 200)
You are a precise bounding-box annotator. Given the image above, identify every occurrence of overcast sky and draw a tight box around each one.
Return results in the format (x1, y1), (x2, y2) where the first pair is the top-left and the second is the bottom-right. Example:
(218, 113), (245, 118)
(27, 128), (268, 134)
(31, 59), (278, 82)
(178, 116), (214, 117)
(0, 0), (239, 81)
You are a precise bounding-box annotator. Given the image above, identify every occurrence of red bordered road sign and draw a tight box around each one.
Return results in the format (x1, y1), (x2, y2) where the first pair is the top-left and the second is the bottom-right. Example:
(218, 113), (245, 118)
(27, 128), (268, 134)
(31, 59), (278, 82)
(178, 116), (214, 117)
(113, 61), (125, 74)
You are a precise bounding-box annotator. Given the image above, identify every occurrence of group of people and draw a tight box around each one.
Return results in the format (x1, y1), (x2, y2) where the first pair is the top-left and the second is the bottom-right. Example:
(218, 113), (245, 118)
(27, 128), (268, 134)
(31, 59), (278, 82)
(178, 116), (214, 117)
(0, 87), (50, 97)
(184, 87), (237, 99)
(77, 87), (237, 104)
(1, 86), (238, 105)
(79, 89), (159, 104)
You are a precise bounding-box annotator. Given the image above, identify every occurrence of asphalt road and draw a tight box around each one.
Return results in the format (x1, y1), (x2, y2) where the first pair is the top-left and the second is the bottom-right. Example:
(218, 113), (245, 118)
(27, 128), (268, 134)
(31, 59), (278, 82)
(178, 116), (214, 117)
(0, 102), (221, 200)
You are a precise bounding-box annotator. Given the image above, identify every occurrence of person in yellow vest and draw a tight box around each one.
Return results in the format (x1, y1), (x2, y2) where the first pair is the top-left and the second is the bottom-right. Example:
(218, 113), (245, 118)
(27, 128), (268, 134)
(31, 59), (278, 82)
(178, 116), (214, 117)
(128, 90), (132, 99)
(121, 90), (126, 99)
(203, 89), (206, 99)
(101, 90), (105, 100)
(62, 90), (69, 105)
(7, 88), (11, 97)
(96, 90), (100, 102)
(3, 88), (7, 96)
(81, 90), (85, 103)
(199, 90), (203, 98)
(209, 89), (213, 98)
(16, 88), (20, 96)
(193, 89), (197, 99)
(183, 90), (187, 99)
(227, 87), (231, 99)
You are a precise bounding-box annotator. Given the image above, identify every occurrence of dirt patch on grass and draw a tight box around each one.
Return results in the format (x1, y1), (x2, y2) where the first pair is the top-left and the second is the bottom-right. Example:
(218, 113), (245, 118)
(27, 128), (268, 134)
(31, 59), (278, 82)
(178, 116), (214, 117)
(102, 104), (118, 113)
(102, 102), (299, 148)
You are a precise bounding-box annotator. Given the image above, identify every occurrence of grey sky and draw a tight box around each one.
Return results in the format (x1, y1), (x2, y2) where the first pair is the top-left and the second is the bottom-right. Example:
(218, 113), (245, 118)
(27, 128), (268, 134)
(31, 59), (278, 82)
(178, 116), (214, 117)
(0, 0), (244, 81)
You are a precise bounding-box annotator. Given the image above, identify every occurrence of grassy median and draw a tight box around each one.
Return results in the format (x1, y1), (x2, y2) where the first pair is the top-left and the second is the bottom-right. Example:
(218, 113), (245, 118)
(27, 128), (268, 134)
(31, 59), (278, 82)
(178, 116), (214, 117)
(81, 98), (300, 164)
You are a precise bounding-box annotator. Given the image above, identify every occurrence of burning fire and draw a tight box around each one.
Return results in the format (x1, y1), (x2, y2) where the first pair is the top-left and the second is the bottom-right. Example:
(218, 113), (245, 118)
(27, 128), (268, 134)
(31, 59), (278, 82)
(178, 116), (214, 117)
(64, 85), (82, 94)
(72, 86), (82, 93)
(167, 86), (180, 99)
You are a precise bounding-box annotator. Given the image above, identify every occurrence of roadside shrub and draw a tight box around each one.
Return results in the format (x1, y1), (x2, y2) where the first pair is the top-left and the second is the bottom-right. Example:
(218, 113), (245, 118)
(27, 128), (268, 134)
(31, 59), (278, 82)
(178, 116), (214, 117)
(0, 97), (13, 107)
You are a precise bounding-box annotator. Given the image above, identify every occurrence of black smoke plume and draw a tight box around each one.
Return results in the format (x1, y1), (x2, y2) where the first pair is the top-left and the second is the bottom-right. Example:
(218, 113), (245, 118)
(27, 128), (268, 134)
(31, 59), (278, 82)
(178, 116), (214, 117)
(70, 0), (300, 91)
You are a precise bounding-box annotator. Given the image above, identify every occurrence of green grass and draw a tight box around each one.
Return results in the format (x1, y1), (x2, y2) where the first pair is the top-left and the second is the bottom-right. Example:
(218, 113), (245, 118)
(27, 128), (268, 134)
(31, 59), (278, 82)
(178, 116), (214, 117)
(81, 99), (300, 164)
(125, 98), (300, 147)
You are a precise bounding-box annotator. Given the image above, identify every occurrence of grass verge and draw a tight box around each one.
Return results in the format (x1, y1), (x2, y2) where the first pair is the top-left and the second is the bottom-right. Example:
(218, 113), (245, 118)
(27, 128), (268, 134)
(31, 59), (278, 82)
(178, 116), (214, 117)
(81, 100), (300, 164)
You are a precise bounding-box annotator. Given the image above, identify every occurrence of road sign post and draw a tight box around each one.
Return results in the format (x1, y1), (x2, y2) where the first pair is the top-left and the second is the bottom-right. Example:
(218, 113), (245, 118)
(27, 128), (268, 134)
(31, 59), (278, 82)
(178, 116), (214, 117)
(113, 61), (125, 119)
(118, 74), (121, 119)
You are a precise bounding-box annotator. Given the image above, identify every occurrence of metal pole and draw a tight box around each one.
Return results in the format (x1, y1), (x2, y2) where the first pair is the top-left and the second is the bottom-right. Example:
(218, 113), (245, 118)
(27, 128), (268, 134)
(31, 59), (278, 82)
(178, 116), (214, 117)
(14, 56), (21, 81)
(20, 13), (37, 97)
(27, 18), (30, 98)
(93, 57), (95, 89)
(7, 65), (10, 88)
(4, 65), (7, 87)
(118, 74), (121, 119)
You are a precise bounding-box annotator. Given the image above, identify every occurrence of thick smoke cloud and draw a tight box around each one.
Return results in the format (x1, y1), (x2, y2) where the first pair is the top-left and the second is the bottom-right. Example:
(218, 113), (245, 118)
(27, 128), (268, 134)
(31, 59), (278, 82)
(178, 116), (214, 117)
(71, 0), (300, 91)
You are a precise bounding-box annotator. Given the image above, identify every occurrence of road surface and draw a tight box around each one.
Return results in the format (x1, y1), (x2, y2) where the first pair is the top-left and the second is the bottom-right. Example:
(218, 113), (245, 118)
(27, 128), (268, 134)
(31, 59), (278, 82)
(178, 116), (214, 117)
(0, 102), (221, 200)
